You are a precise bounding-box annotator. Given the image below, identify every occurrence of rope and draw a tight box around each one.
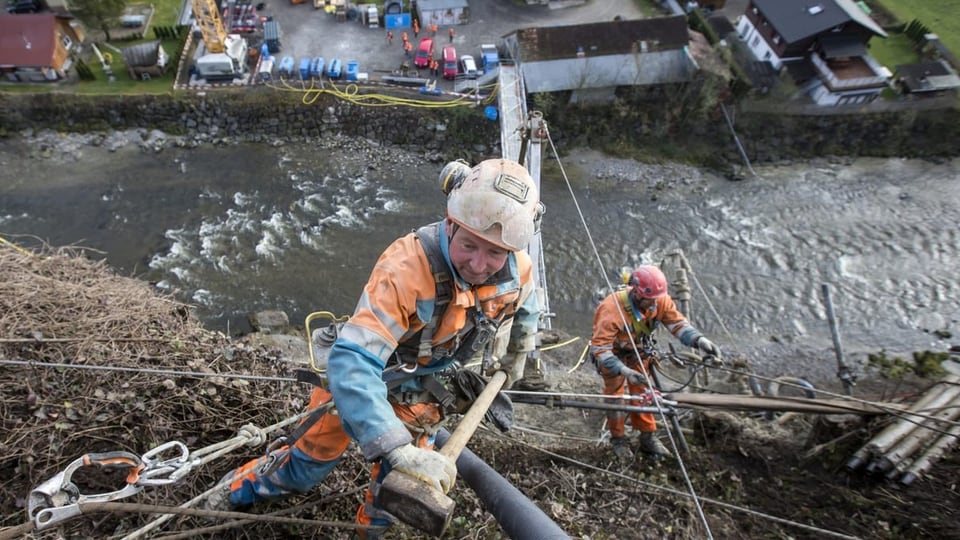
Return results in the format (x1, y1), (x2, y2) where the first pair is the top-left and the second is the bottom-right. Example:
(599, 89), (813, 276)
(542, 126), (715, 539)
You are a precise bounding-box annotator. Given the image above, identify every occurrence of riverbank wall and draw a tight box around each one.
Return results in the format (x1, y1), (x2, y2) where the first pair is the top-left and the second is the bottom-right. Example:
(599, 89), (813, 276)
(1, 89), (958, 166)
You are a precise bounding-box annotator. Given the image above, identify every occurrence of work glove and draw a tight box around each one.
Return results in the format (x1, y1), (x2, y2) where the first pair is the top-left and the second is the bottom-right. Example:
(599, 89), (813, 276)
(452, 369), (514, 432)
(620, 366), (647, 387)
(384, 444), (457, 494)
(696, 337), (721, 358)
(487, 351), (528, 387)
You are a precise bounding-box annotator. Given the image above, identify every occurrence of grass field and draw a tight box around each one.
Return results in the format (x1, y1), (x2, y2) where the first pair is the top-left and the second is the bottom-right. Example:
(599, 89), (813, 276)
(874, 0), (960, 59)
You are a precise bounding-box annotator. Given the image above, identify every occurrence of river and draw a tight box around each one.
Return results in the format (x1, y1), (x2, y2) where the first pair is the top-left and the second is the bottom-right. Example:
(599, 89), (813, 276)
(1, 131), (957, 384)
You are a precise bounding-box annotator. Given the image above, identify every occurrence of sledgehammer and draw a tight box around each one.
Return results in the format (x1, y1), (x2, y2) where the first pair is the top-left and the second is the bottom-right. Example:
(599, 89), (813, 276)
(379, 370), (508, 537)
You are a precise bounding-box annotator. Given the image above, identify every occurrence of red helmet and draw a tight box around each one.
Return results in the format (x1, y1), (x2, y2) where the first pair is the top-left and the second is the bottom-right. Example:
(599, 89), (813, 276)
(629, 265), (668, 299)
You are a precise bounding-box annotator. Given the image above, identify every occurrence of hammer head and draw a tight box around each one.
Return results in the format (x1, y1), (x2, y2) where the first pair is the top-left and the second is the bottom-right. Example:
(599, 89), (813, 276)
(379, 470), (456, 537)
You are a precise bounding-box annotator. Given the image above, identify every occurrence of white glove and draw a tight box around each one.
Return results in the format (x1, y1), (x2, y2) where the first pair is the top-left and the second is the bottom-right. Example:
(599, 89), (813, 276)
(620, 366), (647, 386)
(384, 444), (457, 494)
(697, 337), (721, 358)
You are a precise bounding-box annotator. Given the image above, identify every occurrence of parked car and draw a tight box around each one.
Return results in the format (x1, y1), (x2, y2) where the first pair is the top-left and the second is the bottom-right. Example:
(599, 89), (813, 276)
(460, 54), (478, 79)
(442, 45), (457, 80)
(327, 58), (342, 79)
(414, 37), (434, 69)
(7, 0), (41, 13)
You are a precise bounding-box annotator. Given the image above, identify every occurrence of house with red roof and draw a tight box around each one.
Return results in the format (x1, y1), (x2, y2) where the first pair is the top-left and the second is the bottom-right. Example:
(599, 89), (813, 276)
(0, 13), (84, 83)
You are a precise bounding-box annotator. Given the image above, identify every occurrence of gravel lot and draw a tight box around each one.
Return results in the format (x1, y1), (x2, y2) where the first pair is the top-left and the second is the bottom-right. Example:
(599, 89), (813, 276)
(249, 0), (648, 89)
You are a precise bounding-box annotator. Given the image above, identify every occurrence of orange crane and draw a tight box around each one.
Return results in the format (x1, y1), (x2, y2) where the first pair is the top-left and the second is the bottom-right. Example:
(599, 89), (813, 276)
(191, 0), (228, 53)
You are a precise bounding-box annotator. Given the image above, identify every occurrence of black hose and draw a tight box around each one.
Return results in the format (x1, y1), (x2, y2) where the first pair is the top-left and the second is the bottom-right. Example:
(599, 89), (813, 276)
(437, 429), (570, 540)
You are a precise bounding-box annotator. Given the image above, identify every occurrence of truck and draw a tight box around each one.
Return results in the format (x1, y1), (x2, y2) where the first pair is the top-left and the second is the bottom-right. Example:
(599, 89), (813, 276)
(194, 34), (250, 81)
(479, 43), (499, 74)
(191, 0), (250, 81)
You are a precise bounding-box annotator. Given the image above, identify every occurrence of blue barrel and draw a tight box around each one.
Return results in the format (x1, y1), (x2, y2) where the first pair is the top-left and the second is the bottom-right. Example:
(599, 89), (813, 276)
(346, 60), (359, 81)
(484, 106), (498, 121)
(299, 58), (311, 80)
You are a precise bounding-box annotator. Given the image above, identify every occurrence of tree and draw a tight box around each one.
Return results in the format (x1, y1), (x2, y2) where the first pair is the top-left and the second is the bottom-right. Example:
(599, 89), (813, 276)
(70, 0), (127, 41)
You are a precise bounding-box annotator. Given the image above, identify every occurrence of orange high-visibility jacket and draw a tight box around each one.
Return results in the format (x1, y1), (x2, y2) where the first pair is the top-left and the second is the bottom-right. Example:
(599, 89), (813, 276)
(329, 220), (539, 459)
(589, 288), (702, 374)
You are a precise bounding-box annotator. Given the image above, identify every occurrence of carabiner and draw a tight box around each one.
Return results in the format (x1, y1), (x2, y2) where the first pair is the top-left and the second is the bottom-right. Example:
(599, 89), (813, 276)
(138, 440), (192, 485)
(28, 451), (144, 530)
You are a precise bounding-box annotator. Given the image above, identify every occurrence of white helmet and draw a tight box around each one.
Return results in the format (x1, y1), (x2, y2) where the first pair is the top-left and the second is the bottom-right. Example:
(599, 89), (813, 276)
(446, 158), (541, 251)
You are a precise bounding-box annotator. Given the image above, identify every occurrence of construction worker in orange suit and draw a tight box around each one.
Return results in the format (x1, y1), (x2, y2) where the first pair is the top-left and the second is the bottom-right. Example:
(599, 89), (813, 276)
(206, 159), (543, 538)
(413, 18), (420, 37)
(589, 265), (721, 461)
(401, 30), (408, 44)
(403, 40), (412, 57)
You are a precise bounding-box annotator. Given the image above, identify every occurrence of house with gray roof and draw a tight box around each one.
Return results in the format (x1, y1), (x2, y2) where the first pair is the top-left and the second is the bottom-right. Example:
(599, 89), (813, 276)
(121, 40), (169, 81)
(736, 0), (889, 105)
(502, 16), (696, 102)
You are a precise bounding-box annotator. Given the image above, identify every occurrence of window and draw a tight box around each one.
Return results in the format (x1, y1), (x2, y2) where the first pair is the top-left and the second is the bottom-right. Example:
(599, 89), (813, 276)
(764, 51), (771, 60)
(772, 34), (781, 44)
(60, 34), (73, 49)
(752, 36), (761, 47)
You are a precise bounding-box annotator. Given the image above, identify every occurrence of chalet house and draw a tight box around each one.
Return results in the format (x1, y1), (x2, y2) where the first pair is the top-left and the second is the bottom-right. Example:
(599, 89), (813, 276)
(736, 0), (889, 106)
(0, 13), (84, 83)
(121, 40), (170, 81)
(502, 16), (696, 102)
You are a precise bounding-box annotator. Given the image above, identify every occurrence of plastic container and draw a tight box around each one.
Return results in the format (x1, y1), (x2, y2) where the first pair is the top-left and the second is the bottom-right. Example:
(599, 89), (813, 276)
(346, 60), (359, 81)
(299, 58), (311, 80)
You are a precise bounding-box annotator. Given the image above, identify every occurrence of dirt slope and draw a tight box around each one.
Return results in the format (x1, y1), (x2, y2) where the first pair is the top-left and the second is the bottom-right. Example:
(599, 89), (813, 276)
(1, 241), (957, 540)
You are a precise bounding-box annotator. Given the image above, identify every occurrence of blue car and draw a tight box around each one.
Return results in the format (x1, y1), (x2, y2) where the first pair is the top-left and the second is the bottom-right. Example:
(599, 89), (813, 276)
(310, 57), (325, 79)
(278, 56), (295, 79)
(327, 58), (342, 80)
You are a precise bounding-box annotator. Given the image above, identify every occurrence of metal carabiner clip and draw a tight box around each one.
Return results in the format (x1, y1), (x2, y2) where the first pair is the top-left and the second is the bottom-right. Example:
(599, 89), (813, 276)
(138, 440), (192, 485)
(28, 451), (144, 530)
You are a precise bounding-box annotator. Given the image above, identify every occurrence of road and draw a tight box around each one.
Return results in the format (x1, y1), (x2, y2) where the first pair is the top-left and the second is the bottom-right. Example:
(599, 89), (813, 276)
(249, 0), (650, 88)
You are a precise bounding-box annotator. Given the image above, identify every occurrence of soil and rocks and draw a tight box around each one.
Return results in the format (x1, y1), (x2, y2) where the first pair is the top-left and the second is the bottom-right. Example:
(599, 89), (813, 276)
(2, 239), (959, 540)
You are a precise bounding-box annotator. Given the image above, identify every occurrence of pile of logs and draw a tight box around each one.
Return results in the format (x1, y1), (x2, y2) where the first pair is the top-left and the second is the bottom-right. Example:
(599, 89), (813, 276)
(846, 372), (960, 485)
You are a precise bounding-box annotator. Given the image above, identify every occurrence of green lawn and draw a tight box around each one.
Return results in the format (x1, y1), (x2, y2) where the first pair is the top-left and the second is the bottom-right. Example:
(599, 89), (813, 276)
(874, 0), (960, 59)
(75, 0), (188, 93)
(868, 32), (917, 70)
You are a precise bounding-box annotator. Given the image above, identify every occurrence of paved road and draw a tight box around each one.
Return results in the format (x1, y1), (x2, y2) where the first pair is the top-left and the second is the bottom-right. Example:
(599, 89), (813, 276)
(248, 0), (648, 88)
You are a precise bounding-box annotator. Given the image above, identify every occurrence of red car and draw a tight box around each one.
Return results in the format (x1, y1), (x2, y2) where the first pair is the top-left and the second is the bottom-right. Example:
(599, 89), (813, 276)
(442, 45), (457, 80)
(414, 37), (434, 69)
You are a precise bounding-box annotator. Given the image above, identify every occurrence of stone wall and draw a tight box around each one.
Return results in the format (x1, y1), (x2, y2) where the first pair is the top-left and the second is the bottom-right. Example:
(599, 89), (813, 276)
(2, 89), (959, 165)
(0, 90), (502, 161)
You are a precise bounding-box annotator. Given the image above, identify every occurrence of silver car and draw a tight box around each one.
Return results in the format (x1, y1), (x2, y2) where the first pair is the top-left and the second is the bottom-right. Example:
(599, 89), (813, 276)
(460, 54), (478, 79)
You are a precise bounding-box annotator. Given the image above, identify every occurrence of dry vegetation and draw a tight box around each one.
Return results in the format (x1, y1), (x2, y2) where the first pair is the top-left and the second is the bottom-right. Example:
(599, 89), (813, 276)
(1, 240), (958, 540)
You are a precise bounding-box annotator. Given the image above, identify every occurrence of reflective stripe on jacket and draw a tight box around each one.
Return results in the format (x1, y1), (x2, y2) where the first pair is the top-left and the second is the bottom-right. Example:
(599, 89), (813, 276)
(329, 220), (537, 460)
(589, 287), (702, 375)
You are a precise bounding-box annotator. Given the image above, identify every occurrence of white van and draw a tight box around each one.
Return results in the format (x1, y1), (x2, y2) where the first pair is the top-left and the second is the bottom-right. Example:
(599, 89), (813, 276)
(460, 54), (478, 79)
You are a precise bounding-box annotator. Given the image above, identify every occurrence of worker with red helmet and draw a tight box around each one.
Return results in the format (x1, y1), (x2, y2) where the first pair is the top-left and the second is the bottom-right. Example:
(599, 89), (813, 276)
(206, 159), (542, 538)
(590, 265), (720, 461)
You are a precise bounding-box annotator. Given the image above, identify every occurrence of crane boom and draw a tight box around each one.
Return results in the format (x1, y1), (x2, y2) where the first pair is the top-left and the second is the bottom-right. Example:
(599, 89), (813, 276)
(191, 0), (227, 53)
